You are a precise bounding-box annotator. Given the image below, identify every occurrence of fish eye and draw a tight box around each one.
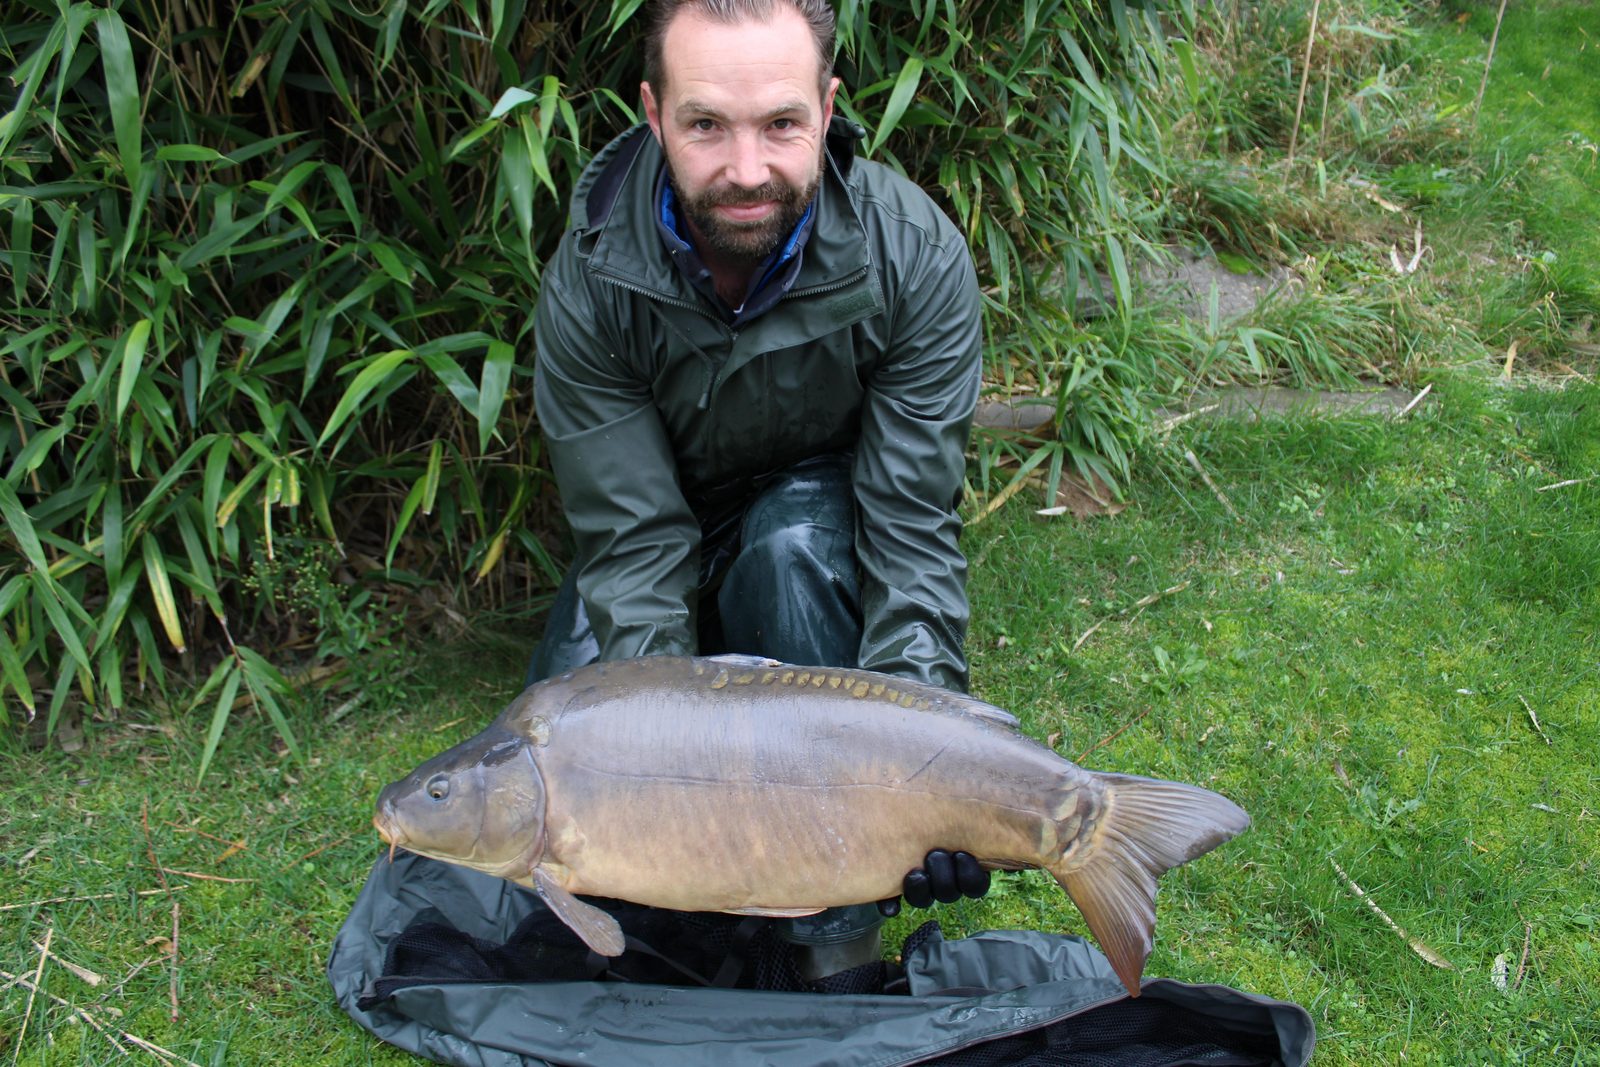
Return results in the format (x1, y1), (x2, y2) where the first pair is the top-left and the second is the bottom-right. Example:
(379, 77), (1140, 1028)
(426, 774), (450, 801)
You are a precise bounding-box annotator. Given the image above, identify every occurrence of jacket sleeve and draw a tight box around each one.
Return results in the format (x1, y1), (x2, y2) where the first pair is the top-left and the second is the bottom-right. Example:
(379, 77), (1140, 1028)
(533, 259), (700, 661)
(853, 240), (982, 691)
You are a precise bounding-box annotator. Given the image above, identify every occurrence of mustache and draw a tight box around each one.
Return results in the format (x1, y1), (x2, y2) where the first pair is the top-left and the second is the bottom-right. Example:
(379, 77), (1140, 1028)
(693, 180), (797, 209)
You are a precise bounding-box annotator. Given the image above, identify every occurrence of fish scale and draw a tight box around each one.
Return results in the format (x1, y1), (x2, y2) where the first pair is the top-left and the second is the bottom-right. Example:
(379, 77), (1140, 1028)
(374, 654), (1249, 996)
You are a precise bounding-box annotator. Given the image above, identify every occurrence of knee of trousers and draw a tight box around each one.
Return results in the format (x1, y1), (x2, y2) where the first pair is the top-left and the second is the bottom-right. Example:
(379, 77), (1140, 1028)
(732, 522), (860, 601)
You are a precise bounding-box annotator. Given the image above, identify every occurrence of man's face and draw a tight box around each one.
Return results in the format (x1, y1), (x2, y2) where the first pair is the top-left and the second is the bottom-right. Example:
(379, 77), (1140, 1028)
(642, 5), (839, 267)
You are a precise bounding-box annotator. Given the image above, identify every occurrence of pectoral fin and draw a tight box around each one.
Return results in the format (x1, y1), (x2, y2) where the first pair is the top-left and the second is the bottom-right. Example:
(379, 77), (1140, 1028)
(721, 906), (825, 918)
(531, 866), (626, 957)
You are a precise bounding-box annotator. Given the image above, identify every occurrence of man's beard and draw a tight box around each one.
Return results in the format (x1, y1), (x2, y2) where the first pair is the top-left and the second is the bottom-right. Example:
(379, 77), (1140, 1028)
(668, 162), (819, 268)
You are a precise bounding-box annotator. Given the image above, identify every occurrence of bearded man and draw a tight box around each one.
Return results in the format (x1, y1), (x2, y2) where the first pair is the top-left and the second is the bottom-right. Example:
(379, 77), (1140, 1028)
(527, 0), (989, 973)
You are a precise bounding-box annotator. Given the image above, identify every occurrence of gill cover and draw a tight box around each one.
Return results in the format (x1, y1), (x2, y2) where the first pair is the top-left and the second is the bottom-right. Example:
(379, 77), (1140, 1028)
(374, 723), (548, 881)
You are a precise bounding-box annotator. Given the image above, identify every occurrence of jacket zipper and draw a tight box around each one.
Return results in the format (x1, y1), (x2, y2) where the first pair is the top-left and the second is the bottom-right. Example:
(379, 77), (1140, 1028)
(592, 264), (873, 408)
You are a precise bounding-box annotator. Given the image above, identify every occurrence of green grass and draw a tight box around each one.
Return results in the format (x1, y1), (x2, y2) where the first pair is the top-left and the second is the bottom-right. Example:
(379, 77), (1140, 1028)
(4, 374), (1597, 1064)
(954, 377), (1599, 1064)
(1421, 1), (1600, 311)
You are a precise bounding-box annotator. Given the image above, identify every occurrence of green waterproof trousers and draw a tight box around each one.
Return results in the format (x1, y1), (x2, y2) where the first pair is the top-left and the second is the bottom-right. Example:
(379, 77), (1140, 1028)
(526, 453), (862, 685)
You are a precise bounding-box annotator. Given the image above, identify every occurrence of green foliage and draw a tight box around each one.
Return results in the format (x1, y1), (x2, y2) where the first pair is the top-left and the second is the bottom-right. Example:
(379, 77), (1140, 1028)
(0, 0), (630, 751)
(1, 0), (1189, 760)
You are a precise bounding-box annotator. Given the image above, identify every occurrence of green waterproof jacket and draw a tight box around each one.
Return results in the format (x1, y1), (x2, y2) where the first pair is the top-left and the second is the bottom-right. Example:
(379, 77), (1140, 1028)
(533, 120), (982, 690)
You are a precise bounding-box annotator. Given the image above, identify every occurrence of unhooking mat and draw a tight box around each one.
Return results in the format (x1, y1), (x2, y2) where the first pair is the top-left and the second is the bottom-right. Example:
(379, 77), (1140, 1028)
(329, 851), (1315, 1066)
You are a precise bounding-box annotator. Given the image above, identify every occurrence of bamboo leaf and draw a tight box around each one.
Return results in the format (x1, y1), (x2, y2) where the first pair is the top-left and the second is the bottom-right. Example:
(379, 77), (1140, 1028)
(264, 160), (321, 213)
(475, 528), (508, 581)
(173, 506), (224, 618)
(237, 647), (302, 765)
(387, 477), (427, 569)
(317, 349), (414, 448)
(196, 660), (243, 784)
(95, 11), (143, 189)
(93, 566), (142, 651)
(423, 440), (443, 514)
(140, 535), (186, 653)
(1105, 233), (1130, 316)
(0, 624), (36, 717)
(102, 478), (124, 587)
(156, 144), (229, 163)
(115, 319), (152, 423)
(215, 461), (270, 529)
(500, 127), (534, 243)
(869, 56), (925, 155)
(523, 121), (558, 198)
(5, 419), (71, 482)
(421, 351), (481, 412)
(0, 480), (51, 575)
(307, 466), (342, 549)
(0, 15), (66, 161)
(605, 0), (649, 43)
(477, 341), (514, 451)
(490, 86), (537, 120)
(32, 573), (94, 674)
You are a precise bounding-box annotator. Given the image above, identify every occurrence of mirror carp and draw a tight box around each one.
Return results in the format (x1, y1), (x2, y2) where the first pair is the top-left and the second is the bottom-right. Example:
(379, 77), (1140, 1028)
(373, 654), (1249, 995)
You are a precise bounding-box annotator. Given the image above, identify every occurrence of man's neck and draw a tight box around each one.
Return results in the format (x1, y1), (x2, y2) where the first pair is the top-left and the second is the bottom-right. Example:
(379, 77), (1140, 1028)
(683, 219), (762, 309)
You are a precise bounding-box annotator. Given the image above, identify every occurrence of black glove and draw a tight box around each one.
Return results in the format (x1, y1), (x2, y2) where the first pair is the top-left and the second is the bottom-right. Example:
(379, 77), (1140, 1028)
(877, 849), (991, 917)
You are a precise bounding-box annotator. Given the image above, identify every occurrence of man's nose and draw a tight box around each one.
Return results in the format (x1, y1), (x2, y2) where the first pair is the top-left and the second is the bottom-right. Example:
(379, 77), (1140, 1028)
(724, 131), (771, 189)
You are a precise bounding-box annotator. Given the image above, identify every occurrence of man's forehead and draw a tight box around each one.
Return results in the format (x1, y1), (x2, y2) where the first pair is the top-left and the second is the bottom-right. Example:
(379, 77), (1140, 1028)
(658, 5), (825, 105)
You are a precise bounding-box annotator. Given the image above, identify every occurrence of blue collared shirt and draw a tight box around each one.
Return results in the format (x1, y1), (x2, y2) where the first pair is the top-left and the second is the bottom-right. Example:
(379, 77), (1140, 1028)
(655, 168), (817, 327)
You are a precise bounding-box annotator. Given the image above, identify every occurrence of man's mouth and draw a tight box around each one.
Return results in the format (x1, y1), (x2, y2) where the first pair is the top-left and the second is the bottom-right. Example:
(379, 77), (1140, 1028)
(716, 201), (775, 222)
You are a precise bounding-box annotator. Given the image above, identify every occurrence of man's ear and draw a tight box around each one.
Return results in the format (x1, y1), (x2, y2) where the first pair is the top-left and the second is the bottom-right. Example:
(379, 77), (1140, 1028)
(822, 76), (840, 129)
(641, 80), (663, 142)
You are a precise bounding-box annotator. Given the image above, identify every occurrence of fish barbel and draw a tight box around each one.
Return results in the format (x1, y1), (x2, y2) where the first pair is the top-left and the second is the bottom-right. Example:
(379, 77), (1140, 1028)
(373, 655), (1249, 995)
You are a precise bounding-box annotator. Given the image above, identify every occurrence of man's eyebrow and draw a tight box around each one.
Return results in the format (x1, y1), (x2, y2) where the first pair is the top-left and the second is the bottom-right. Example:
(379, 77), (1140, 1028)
(675, 99), (812, 123)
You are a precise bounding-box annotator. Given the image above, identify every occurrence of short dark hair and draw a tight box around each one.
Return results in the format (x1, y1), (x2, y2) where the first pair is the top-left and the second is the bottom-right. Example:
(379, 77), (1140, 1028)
(643, 0), (836, 99)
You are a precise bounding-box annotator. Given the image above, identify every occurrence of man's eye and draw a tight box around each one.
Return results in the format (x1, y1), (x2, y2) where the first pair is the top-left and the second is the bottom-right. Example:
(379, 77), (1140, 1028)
(772, 118), (794, 131)
(694, 119), (716, 132)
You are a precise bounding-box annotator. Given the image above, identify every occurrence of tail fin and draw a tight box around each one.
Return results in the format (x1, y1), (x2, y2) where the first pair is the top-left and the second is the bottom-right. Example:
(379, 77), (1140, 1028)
(1048, 773), (1249, 997)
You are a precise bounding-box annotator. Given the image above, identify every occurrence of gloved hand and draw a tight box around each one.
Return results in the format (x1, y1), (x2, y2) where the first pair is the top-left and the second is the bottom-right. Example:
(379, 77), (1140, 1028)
(877, 849), (991, 917)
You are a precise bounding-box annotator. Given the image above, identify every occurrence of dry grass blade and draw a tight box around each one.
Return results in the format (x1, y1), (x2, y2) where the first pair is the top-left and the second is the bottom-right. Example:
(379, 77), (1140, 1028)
(30, 941), (104, 986)
(1473, 0), (1513, 129)
(1130, 581), (1191, 612)
(1184, 449), (1242, 522)
(14, 926), (53, 1064)
(170, 901), (180, 1022)
(1076, 708), (1152, 763)
(1153, 404), (1219, 435)
(1070, 618), (1107, 653)
(0, 886), (188, 913)
(1501, 339), (1520, 379)
(1395, 383), (1432, 419)
(1330, 856), (1455, 970)
(1535, 477), (1589, 492)
(157, 868), (255, 884)
(1071, 581), (1191, 653)
(1287, 0), (1323, 167)
(1515, 919), (1532, 989)
(1518, 695), (1552, 744)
